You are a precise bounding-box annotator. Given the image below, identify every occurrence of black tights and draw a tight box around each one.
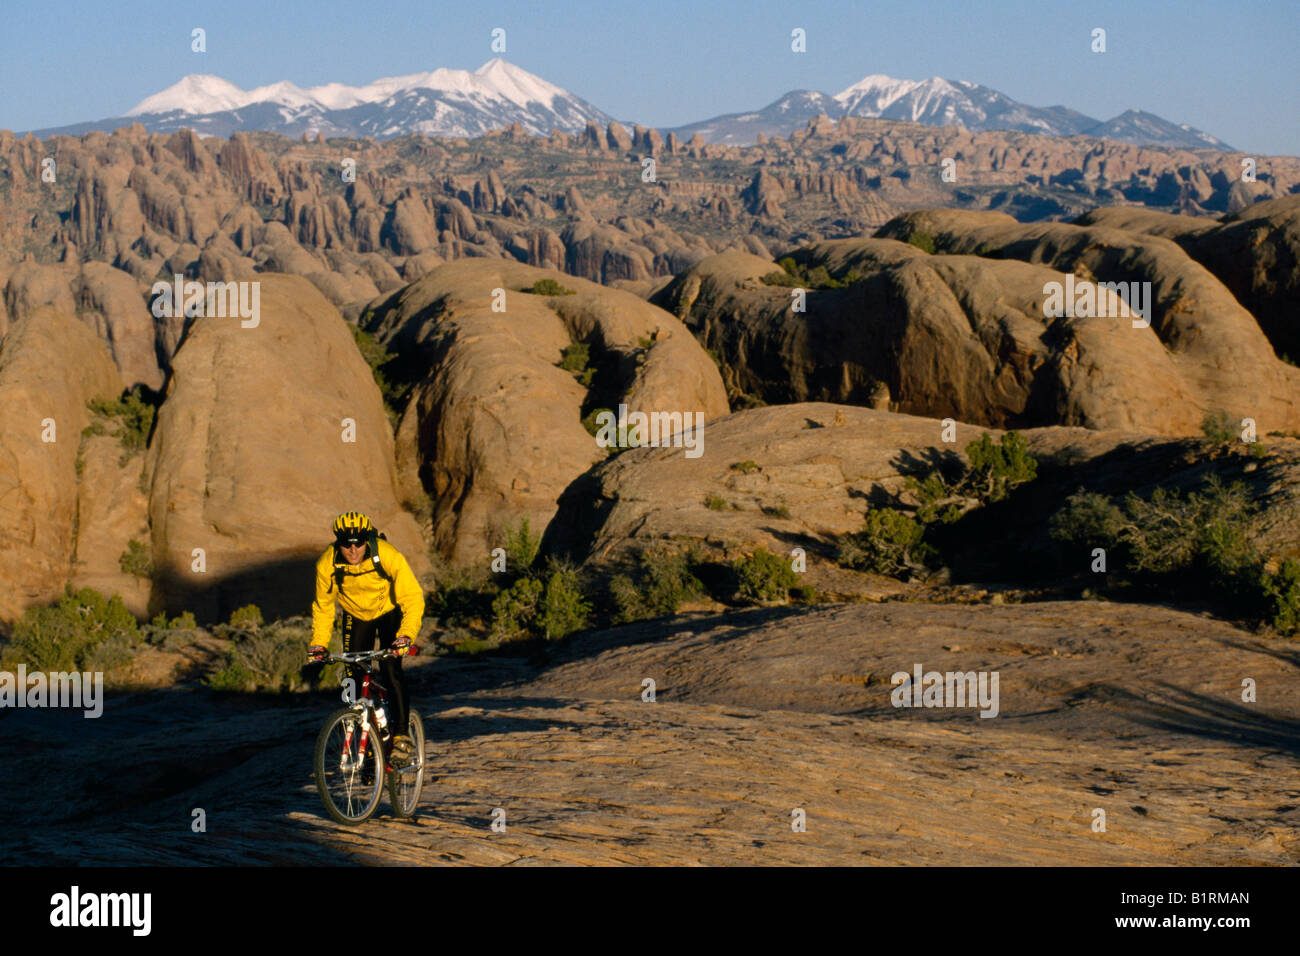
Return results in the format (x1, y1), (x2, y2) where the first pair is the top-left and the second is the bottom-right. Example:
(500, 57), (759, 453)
(342, 607), (410, 738)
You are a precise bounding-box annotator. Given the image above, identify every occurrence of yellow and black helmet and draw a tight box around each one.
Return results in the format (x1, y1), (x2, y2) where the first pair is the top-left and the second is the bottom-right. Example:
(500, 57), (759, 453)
(332, 511), (373, 545)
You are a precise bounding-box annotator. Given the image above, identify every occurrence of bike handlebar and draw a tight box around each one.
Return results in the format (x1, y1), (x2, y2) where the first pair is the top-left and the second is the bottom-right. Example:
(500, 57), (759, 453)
(314, 648), (408, 664)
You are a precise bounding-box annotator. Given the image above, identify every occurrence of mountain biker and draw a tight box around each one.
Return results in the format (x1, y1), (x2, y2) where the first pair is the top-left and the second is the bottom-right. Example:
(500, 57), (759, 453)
(307, 511), (425, 764)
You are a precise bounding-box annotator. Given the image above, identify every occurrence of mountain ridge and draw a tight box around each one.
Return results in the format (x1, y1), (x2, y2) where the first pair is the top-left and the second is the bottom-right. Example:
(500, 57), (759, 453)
(670, 74), (1232, 150)
(28, 58), (616, 141)
(21, 60), (1236, 152)
(125, 59), (574, 117)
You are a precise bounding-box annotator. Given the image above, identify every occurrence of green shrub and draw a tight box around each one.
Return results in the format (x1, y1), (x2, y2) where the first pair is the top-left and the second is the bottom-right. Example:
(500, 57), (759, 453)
(489, 576), (543, 642)
(1125, 477), (1254, 578)
(761, 271), (795, 287)
(537, 562), (591, 640)
(84, 388), (156, 460)
(790, 584), (819, 603)
(503, 517), (541, 573)
(1048, 491), (1126, 552)
(705, 494), (728, 511)
(559, 342), (595, 387)
(1261, 559), (1300, 635)
(529, 278), (575, 296)
(1189, 484), (1259, 582)
(804, 265), (838, 288)
(963, 431), (1038, 503)
(610, 546), (705, 623)
(582, 406), (613, 439)
(1050, 476), (1297, 634)
(1201, 409), (1237, 444)
(760, 259), (801, 287)
(2, 587), (140, 672)
(838, 508), (936, 577)
(145, 609), (199, 648)
(908, 472), (967, 525)
(835, 431), (1038, 581)
(759, 257), (862, 290)
(350, 325), (407, 421)
(1052, 477), (1255, 580)
(608, 575), (641, 621)
(119, 539), (153, 579)
(205, 626), (307, 693)
(907, 231), (937, 254)
(486, 561), (591, 643)
(731, 460), (759, 474)
(735, 547), (799, 602)
(761, 504), (792, 519)
(905, 431), (1038, 523)
(351, 324), (390, 375)
(229, 604), (264, 629)
(433, 535), (597, 645)
(205, 660), (257, 692)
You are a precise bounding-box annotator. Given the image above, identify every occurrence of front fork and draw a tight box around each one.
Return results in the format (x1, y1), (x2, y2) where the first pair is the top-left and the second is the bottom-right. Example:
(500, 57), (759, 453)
(341, 707), (379, 771)
(341, 668), (389, 772)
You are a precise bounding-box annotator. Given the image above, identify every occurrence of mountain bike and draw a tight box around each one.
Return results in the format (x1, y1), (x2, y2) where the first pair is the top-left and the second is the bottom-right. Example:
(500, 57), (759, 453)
(312, 648), (425, 825)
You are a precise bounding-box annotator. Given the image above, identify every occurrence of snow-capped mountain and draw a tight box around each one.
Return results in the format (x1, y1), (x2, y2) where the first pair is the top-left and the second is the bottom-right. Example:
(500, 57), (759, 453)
(667, 74), (1232, 150)
(25, 62), (1233, 152)
(30, 59), (615, 140)
(126, 74), (255, 116)
(833, 75), (1100, 136)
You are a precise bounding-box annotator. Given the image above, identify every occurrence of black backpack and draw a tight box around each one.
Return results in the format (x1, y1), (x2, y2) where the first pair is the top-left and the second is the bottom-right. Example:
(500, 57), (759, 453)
(328, 529), (395, 599)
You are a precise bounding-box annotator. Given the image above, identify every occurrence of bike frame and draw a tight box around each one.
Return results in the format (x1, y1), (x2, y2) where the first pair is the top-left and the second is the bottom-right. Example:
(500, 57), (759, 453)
(314, 646), (422, 824)
(338, 651), (397, 769)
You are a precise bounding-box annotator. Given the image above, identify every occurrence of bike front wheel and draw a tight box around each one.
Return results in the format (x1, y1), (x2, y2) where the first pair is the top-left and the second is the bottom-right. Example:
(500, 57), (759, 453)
(388, 709), (425, 819)
(314, 706), (385, 825)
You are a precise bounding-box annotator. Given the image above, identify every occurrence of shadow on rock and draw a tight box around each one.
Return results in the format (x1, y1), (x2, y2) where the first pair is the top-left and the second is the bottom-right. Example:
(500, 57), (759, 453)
(152, 554), (321, 626)
(1082, 681), (1300, 758)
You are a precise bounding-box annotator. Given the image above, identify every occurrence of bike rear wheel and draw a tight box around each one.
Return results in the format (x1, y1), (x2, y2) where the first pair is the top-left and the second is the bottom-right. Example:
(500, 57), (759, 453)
(388, 709), (425, 819)
(315, 706), (385, 825)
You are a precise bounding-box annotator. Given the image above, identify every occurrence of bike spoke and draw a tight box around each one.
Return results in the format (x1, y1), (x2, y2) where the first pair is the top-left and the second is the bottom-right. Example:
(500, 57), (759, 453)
(316, 707), (384, 824)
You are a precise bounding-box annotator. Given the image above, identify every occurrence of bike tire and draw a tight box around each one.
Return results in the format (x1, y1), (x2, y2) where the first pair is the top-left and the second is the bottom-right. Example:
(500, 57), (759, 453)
(388, 709), (425, 819)
(314, 705), (385, 825)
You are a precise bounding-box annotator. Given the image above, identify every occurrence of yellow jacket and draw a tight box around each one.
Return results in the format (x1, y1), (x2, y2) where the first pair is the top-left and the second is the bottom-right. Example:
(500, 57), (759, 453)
(310, 538), (425, 648)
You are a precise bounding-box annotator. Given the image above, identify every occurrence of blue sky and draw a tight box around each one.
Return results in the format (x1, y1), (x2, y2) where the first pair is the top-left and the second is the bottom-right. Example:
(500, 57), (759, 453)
(2, 0), (1297, 154)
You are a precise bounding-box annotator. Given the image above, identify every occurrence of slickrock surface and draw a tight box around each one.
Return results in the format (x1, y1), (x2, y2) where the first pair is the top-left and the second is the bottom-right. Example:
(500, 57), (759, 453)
(4, 601), (1296, 865)
(143, 273), (429, 620)
(1077, 196), (1300, 360)
(662, 216), (1300, 435)
(365, 258), (728, 565)
(545, 405), (1300, 586)
(544, 403), (1002, 585)
(0, 307), (123, 624)
(69, 431), (152, 617)
(875, 209), (1300, 435)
